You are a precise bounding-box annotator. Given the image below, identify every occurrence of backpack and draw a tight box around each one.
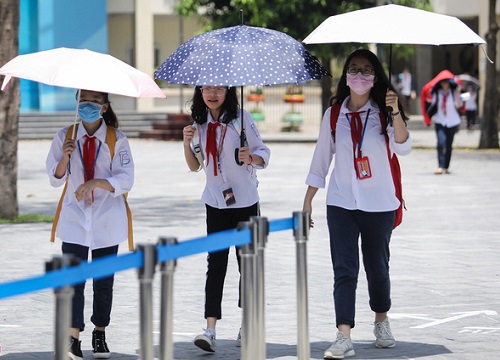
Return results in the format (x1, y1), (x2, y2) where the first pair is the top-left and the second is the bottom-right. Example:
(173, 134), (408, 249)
(50, 124), (134, 250)
(330, 103), (404, 229)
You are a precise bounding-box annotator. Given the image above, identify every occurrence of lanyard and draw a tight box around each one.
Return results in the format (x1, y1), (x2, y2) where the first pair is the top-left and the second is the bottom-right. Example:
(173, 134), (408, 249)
(77, 138), (102, 182)
(346, 109), (370, 158)
(216, 124), (228, 183)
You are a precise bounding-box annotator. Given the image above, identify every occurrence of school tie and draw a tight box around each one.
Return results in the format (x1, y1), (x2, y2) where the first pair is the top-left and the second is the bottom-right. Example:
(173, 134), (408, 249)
(441, 91), (449, 116)
(205, 122), (220, 176)
(83, 135), (96, 181)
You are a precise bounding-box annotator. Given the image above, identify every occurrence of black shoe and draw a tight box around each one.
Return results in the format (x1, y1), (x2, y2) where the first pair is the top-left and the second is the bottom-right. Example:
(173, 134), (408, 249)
(92, 330), (111, 359)
(69, 336), (83, 360)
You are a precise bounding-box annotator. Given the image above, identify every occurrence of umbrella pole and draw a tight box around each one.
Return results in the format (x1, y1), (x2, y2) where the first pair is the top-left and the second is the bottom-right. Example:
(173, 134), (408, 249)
(235, 86), (245, 166)
(234, 9), (246, 166)
(71, 89), (81, 140)
(387, 44), (394, 126)
(388, 44), (392, 82)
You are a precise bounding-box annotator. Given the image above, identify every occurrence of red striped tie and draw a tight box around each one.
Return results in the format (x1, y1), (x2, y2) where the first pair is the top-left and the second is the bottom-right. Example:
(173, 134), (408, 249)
(83, 135), (96, 181)
(441, 91), (449, 116)
(205, 122), (220, 176)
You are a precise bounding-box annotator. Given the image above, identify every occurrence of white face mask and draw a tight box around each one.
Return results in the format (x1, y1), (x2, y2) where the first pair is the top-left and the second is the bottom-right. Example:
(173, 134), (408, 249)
(346, 73), (375, 95)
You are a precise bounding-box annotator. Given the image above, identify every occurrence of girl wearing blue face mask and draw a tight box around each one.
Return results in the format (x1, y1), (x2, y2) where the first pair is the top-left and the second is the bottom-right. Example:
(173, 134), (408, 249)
(303, 49), (412, 359)
(46, 89), (134, 360)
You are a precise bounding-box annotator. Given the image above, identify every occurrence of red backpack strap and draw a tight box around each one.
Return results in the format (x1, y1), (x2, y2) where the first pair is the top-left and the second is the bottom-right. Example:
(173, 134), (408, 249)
(330, 103), (342, 141)
(379, 112), (404, 229)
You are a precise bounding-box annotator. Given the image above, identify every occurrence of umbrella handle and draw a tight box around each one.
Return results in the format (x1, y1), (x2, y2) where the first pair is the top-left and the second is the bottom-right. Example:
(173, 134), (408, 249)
(234, 128), (247, 166)
(235, 148), (243, 166)
(387, 106), (394, 127)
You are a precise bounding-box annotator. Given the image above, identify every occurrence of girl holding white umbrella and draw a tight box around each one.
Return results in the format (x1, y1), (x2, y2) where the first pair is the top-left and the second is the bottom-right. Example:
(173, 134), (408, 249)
(303, 49), (411, 359)
(46, 89), (135, 360)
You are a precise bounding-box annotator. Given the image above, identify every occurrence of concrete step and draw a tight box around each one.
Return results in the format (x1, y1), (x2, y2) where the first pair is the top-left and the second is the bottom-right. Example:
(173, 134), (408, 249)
(137, 129), (183, 140)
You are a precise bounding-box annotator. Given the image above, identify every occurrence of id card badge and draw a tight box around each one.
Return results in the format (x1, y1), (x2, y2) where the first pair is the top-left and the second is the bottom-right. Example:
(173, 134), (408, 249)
(355, 156), (372, 180)
(223, 188), (236, 206)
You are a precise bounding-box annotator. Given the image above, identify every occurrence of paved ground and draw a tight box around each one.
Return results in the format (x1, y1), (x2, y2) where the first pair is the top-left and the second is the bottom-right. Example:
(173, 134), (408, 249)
(1, 124), (499, 359)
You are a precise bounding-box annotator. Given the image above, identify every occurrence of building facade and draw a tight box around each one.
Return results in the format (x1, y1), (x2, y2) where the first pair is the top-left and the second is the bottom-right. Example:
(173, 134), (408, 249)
(17, 0), (499, 114)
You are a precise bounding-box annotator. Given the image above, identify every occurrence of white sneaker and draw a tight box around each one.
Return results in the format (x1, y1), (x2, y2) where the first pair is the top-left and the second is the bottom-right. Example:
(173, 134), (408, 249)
(323, 332), (355, 359)
(194, 328), (216, 352)
(236, 327), (242, 347)
(373, 317), (396, 348)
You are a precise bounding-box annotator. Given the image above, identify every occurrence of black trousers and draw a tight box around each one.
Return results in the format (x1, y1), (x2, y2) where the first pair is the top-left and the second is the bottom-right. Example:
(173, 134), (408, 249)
(204, 203), (259, 319)
(62, 242), (119, 331)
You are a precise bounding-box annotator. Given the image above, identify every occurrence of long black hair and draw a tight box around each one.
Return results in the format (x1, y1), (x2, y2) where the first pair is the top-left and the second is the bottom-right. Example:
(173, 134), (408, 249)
(100, 92), (119, 128)
(189, 86), (239, 124)
(330, 48), (408, 121)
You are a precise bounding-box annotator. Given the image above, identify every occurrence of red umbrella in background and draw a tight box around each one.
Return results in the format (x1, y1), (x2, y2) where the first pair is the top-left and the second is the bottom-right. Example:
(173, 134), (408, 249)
(420, 70), (463, 126)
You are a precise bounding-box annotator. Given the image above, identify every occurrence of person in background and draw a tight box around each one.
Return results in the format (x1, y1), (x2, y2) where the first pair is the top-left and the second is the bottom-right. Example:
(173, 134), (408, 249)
(429, 79), (463, 174)
(182, 85), (270, 353)
(464, 83), (478, 130)
(46, 89), (134, 360)
(397, 66), (417, 115)
(302, 49), (411, 359)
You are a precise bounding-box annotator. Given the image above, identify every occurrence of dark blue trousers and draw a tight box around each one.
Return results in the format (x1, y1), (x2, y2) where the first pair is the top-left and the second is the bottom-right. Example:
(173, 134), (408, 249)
(327, 205), (394, 328)
(435, 123), (459, 169)
(62, 242), (119, 331)
(204, 203), (259, 319)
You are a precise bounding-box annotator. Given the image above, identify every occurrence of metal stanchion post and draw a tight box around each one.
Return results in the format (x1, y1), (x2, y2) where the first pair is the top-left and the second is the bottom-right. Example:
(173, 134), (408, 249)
(158, 237), (178, 360)
(293, 211), (310, 360)
(46, 254), (79, 360)
(251, 216), (269, 360)
(238, 220), (258, 360)
(137, 244), (157, 360)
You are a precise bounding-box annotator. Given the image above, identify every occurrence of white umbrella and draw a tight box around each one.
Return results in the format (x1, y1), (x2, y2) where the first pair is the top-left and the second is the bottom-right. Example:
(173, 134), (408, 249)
(303, 4), (487, 118)
(0, 47), (165, 98)
(303, 4), (486, 46)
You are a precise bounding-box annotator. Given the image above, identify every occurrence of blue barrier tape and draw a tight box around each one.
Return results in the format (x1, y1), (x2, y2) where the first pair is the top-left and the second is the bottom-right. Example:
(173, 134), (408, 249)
(269, 218), (294, 232)
(0, 252), (142, 300)
(0, 216), (297, 301)
(157, 228), (251, 263)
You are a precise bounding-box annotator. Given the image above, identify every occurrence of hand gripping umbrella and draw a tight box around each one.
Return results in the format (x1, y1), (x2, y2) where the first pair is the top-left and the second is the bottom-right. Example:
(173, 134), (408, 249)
(0, 47), (166, 137)
(155, 23), (330, 164)
(303, 4), (487, 120)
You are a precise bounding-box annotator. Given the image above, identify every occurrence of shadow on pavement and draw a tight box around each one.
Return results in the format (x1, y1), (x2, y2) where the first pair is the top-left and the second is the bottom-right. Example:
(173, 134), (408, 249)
(0, 351), (138, 359)
(344, 340), (452, 359)
(169, 340), (451, 359)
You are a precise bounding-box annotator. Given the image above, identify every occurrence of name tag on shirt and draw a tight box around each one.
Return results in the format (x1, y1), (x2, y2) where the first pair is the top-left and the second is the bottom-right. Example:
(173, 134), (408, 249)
(355, 156), (372, 180)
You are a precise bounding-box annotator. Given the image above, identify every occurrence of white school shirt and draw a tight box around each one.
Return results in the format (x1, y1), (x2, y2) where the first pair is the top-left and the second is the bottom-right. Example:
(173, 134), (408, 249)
(432, 89), (462, 127)
(400, 73), (413, 97)
(465, 90), (478, 111)
(191, 110), (270, 209)
(305, 97), (412, 212)
(46, 121), (134, 250)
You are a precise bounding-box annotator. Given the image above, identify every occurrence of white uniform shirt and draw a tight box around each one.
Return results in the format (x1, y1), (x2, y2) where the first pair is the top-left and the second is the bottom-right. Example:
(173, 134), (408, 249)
(399, 72), (413, 97)
(192, 110), (270, 209)
(46, 121), (134, 249)
(465, 89), (478, 111)
(432, 89), (462, 127)
(306, 98), (412, 212)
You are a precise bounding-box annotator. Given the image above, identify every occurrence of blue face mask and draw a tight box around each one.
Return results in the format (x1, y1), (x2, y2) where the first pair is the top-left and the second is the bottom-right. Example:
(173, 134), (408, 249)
(78, 102), (103, 123)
